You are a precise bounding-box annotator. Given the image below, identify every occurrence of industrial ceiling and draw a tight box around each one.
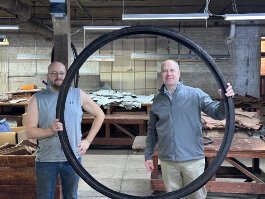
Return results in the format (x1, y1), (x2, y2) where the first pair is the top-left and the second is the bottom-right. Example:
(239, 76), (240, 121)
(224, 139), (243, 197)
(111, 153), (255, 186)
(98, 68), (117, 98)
(0, 0), (264, 37)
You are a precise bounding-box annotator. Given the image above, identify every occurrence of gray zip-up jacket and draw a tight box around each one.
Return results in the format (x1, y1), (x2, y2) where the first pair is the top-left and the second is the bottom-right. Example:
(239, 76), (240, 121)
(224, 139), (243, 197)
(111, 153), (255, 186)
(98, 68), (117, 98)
(145, 82), (225, 161)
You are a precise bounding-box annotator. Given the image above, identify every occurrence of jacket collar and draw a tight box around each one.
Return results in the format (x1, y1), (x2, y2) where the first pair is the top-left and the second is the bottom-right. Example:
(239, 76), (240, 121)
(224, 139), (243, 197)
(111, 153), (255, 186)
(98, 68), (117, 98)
(158, 79), (183, 93)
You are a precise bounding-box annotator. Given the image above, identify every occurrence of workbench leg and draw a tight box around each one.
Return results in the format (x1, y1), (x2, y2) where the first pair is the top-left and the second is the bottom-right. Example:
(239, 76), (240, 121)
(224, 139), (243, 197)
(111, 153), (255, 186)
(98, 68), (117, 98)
(253, 158), (261, 174)
(152, 149), (159, 180)
(206, 157), (216, 181)
(106, 124), (110, 138)
(139, 124), (144, 136)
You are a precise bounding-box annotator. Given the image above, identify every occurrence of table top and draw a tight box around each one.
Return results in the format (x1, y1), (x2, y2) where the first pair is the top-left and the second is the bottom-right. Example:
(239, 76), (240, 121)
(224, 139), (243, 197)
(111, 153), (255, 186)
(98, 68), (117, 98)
(83, 113), (149, 121)
(205, 136), (265, 158)
(0, 102), (28, 106)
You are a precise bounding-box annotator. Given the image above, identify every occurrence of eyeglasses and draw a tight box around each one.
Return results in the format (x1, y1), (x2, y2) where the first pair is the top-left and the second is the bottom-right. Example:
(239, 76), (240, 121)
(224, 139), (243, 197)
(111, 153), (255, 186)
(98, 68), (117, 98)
(48, 72), (66, 77)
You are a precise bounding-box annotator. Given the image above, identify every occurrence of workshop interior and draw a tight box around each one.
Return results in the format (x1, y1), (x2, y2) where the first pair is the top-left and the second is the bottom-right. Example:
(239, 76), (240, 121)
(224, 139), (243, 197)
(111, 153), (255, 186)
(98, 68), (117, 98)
(0, 0), (265, 198)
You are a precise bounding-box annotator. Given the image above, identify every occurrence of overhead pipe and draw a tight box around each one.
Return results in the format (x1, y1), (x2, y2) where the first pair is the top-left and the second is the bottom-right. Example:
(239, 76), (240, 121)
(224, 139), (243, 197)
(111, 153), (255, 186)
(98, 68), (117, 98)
(0, 0), (53, 39)
(19, 22), (53, 39)
(0, 0), (31, 21)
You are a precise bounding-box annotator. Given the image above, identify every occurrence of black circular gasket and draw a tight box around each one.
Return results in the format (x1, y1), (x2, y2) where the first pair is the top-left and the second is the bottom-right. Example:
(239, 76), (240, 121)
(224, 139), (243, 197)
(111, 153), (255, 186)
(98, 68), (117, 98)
(56, 26), (235, 199)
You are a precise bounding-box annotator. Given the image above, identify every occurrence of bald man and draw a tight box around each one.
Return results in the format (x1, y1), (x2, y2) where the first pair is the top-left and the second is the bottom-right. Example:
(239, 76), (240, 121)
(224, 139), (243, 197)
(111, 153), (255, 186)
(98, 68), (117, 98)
(145, 60), (234, 199)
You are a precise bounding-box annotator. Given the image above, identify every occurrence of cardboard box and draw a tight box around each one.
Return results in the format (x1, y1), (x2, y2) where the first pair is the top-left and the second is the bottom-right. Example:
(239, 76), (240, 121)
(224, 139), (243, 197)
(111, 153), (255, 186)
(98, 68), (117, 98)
(16, 129), (27, 143)
(0, 126), (36, 146)
(16, 128), (36, 144)
(12, 126), (27, 144)
(22, 113), (27, 126)
(11, 126), (26, 132)
(0, 132), (16, 146)
(11, 126), (36, 144)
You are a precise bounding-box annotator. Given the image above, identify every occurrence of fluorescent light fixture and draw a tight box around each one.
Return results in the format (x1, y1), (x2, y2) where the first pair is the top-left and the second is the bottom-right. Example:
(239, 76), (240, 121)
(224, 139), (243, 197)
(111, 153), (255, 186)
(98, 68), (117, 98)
(224, 13), (265, 21)
(0, 25), (19, 30)
(86, 55), (115, 62)
(131, 53), (229, 61)
(122, 13), (209, 20)
(17, 54), (115, 62)
(83, 26), (128, 30)
(17, 54), (51, 60)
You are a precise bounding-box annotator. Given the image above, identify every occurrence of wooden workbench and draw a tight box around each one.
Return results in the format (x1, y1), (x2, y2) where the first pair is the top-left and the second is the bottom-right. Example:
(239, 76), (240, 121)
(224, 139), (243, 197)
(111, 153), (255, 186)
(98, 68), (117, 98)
(82, 113), (149, 146)
(150, 136), (265, 195)
(0, 102), (28, 126)
(105, 103), (151, 115)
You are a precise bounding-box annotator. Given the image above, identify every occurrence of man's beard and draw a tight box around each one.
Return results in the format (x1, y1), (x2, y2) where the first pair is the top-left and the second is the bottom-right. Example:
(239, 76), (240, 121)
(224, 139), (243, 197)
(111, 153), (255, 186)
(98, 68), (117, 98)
(52, 84), (62, 90)
(51, 80), (63, 90)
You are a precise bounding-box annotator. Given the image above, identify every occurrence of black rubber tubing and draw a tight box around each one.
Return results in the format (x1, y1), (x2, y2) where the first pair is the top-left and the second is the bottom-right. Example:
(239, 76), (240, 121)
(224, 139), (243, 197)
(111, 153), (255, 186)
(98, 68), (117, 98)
(56, 26), (235, 199)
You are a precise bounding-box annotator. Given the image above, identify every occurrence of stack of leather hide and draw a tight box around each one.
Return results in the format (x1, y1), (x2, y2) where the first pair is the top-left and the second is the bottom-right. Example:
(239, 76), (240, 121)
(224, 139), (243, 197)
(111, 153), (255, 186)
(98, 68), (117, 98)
(202, 108), (262, 130)
(0, 140), (37, 155)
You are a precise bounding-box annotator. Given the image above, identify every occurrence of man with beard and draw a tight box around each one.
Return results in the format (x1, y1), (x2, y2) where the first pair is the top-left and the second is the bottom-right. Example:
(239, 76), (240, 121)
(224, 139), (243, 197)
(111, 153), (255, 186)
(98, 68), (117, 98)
(26, 61), (105, 199)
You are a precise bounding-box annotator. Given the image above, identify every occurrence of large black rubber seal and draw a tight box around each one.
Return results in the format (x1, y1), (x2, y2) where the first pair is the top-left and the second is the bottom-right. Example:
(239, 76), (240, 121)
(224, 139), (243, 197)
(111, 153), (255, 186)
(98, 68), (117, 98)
(56, 26), (235, 199)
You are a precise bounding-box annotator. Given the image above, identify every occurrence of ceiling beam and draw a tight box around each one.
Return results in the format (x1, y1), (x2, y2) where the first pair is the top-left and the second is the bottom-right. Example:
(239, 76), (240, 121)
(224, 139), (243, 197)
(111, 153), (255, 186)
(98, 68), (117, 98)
(73, 0), (91, 18)
(0, 0), (31, 21)
(0, 0), (53, 38)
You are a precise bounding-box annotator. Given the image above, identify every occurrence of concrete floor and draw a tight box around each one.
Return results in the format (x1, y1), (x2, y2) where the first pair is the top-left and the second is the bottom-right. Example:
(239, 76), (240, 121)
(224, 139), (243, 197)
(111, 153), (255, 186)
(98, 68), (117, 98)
(78, 149), (152, 199)
(77, 149), (265, 199)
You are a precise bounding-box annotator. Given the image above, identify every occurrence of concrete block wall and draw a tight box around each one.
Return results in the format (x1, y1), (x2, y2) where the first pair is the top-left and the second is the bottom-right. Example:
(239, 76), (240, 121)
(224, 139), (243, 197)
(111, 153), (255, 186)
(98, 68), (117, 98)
(174, 27), (233, 97)
(0, 25), (261, 99)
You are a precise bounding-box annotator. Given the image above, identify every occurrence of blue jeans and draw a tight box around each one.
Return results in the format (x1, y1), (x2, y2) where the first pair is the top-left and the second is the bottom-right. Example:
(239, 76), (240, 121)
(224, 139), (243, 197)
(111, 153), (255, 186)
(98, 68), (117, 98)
(36, 159), (81, 199)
